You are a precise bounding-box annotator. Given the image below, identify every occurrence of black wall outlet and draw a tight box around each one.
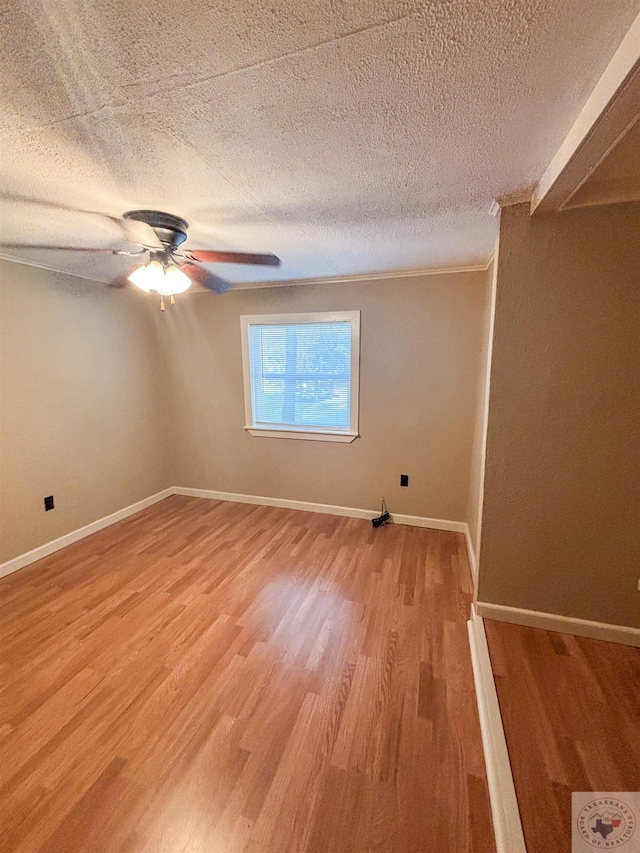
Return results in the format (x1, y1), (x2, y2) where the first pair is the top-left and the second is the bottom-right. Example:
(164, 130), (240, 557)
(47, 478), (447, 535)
(44, 495), (54, 511)
(400, 474), (409, 487)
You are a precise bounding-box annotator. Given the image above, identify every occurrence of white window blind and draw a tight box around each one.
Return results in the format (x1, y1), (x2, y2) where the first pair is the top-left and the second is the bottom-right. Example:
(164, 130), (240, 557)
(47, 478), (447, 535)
(241, 311), (360, 442)
(248, 321), (352, 430)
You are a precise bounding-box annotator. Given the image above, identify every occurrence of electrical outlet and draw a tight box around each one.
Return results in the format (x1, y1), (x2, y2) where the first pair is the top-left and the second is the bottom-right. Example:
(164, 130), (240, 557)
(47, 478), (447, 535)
(44, 495), (54, 511)
(400, 474), (409, 487)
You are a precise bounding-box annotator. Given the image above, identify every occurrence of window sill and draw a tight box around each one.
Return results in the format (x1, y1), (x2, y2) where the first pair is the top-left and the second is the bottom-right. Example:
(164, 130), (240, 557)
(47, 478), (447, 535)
(244, 426), (359, 443)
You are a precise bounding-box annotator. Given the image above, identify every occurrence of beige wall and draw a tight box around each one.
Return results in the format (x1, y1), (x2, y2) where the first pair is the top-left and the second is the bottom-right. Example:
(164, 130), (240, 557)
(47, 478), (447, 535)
(159, 272), (488, 522)
(466, 259), (495, 562)
(0, 260), (170, 563)
(478, 202), (640, 628)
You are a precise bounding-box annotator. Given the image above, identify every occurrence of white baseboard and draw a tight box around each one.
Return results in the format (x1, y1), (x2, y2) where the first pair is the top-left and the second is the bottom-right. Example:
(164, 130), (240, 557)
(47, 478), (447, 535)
(0, 489), (173, 579)
(476, 601), (640, 648)
(467, 606), (527, 853)
(1, 485), (469, 581)
(173, 487), (468, 533)
(464, 524), (478, 586)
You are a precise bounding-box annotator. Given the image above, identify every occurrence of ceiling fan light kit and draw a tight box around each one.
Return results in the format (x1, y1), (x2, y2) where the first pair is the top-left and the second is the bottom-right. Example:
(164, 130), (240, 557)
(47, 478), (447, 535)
(128, 258), (192, 293)
(0, 207), (281, 309)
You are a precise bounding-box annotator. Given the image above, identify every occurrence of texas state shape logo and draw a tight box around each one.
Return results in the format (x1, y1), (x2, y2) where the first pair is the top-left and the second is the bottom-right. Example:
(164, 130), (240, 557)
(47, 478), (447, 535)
(574, 795), (637, 849)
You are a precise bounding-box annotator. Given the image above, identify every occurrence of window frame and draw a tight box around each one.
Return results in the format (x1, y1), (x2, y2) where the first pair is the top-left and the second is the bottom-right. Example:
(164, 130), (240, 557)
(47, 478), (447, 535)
(240, 310), (360, 442)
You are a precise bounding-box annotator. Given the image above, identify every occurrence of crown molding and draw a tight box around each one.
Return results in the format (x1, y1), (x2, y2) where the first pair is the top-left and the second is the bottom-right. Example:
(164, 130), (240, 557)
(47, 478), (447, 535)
(203, 259), (493, 292)
(495, 189), (533, 209)
(0, 251), (493, 292)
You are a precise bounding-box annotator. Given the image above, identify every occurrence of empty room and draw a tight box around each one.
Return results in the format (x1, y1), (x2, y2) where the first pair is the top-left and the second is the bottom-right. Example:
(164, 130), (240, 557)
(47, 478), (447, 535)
(1, 2), (639, 852)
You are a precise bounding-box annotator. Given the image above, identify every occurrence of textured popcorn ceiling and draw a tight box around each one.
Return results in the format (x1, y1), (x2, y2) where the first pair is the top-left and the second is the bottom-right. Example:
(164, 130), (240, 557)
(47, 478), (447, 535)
(0, 0), (638, 285)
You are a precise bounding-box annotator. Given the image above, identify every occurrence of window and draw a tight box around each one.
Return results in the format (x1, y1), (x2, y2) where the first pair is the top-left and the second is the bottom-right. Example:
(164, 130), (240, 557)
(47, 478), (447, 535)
(241, 311), (360, 442)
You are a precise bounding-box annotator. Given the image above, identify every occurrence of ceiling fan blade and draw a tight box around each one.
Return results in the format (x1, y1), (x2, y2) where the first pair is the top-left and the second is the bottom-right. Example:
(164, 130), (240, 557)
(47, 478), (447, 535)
(0, 193), (117, 220)
(184, 250), (280, 267)
(180, 262), (232, 294)
(107, 273), (132, 288)
(0, 243), (126, 253)
(120, 218), (163, 250)
(0, 195), (152, 244)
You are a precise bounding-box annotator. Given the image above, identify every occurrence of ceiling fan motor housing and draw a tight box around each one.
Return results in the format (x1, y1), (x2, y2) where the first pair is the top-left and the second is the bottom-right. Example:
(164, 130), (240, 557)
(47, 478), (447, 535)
(124, 210), (189, 248)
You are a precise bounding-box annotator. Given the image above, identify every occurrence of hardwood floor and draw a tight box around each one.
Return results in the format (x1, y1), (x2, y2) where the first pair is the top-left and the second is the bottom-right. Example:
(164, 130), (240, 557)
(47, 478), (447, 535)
(1, 496), (494, 852)
(485, 619), (640, 853)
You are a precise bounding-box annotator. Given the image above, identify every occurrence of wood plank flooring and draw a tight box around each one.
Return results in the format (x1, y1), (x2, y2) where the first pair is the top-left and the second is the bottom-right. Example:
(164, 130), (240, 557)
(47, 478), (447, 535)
(485, 619), (640, 853)
(0, 496), (494, 852)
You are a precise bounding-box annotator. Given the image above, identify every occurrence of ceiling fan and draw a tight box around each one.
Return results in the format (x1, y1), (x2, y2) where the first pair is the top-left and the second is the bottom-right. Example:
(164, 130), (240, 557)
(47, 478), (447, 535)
(0, 209), (281, 309)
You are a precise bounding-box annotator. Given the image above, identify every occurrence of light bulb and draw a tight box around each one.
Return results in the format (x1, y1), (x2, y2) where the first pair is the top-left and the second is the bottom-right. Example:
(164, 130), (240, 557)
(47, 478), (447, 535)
(128, 260), (164, 292)
(159, 265), (192, 295)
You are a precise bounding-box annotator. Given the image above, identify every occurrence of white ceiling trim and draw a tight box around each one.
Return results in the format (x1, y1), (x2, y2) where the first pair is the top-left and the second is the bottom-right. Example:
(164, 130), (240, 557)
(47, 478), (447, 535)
(496, 190), (533, 209)
(531, 11), (640, 214)
(202, 259), (494, 292)
(0, 251), (492, 291)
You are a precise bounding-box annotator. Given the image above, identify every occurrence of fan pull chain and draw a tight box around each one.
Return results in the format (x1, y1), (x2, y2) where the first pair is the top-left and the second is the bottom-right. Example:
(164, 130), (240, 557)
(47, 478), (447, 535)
(170, 294), (175, 305)
(160, 295), (165, 312)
